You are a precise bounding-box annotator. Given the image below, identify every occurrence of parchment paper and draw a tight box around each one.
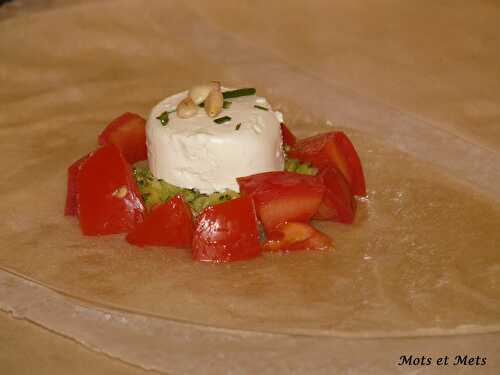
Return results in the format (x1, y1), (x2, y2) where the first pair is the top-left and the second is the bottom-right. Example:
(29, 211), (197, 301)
(2, 271), (499, 375)
(1, 0), (499, 363)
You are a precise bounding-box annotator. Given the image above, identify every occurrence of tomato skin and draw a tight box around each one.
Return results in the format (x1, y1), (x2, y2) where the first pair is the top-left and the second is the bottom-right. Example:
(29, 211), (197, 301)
(64, 154), (89, 216)
(192, 197), (261, 263)
(98, 112), (147, 164)
(281, 123), (297, 147)
(77, 144), (145, 235)
(288, 131), (366, 196)
(237, 171), (324, 235)
(314, 167), (356, 223)
(288, 132), (332, 168)
(126, 195), (193, 248)
(263, 222), (333, 252)
(333, 132), (366, 196)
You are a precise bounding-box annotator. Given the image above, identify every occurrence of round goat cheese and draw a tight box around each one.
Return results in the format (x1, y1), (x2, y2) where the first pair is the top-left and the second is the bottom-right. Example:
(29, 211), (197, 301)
(146, 89), (285, 194)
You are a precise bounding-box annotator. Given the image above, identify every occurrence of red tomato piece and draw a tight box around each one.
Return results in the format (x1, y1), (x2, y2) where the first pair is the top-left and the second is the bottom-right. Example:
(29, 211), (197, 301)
(98, 112), (147, 164)
(237, 171), (325, 235)
(64, 153), (89, 216)
(126, 195), (193, 248)
(333, 132), (366, 197)
(288, 132), (334, 169)
(314, 167), (356, 223)
(77, 144), (145, 235)
(281, 123), (297, 147)
(288, 131), (366, 196)
(192, 196), (261, 263)
(263, 222), (333, 252)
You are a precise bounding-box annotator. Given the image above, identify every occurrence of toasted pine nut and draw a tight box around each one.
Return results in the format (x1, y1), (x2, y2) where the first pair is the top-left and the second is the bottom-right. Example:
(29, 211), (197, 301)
(189, 81), (221, 105)
(176, 97), (198, 118)
(204, 88), (223, 117)
(188, 85), (212, 105)
(210, 81), (221, 91)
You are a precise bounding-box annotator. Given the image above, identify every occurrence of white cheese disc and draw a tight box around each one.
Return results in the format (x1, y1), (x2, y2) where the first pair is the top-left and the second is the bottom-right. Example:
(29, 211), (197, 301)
(146, 89), (285, 194)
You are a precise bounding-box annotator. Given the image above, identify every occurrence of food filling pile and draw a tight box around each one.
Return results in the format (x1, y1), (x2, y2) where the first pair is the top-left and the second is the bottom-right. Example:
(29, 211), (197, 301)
(65, 83), (366, 262)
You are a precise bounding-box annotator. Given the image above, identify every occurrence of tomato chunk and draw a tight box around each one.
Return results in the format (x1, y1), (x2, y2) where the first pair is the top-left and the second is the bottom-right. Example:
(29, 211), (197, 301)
(288, 131), (366, 196)
(64, 154), (89, 216)
(126, 195), (193, 248)
(98, 112), (147, 164)
(77, 144), (145, 235)
(237, 171), (325, 235)
(281, 123), (297, 147)
(333, 132), (366, 196)
(263, 222), (333, 252)
(314, 167), (356, 223)
(192, 197), (260, 262)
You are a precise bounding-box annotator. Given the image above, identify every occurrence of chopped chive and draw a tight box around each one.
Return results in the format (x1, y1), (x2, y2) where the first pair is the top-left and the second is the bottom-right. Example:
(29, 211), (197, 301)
(214, 116), (232, 124)
(156, 111), (170, 126)
(235, 123), (242, 131)
(222, 88), (256, 99)
(254, 104), (269, 111)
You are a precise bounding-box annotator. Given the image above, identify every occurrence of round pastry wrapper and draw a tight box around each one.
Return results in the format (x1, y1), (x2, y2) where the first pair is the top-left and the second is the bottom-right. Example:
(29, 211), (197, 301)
(1, 0), (500, 374)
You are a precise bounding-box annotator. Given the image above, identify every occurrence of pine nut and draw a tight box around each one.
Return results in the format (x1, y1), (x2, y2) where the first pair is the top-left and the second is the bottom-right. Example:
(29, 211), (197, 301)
(176, 97), (198, 118)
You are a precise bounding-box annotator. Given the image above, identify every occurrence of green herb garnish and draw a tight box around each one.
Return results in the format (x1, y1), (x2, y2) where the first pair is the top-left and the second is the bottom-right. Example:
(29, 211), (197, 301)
(222, 88), (256, 99)
(156, 111), (170, 126)
(235, 123), (242, 131)
(214, 116), (232, 124)
(254, 104), (269, 111)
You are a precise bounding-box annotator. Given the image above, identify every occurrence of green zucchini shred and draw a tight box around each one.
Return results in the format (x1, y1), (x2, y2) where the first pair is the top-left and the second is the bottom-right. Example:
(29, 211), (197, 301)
(134, 157), (317, 215)
(133, 167), (239, 213)
(284, 158), (318, 175)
